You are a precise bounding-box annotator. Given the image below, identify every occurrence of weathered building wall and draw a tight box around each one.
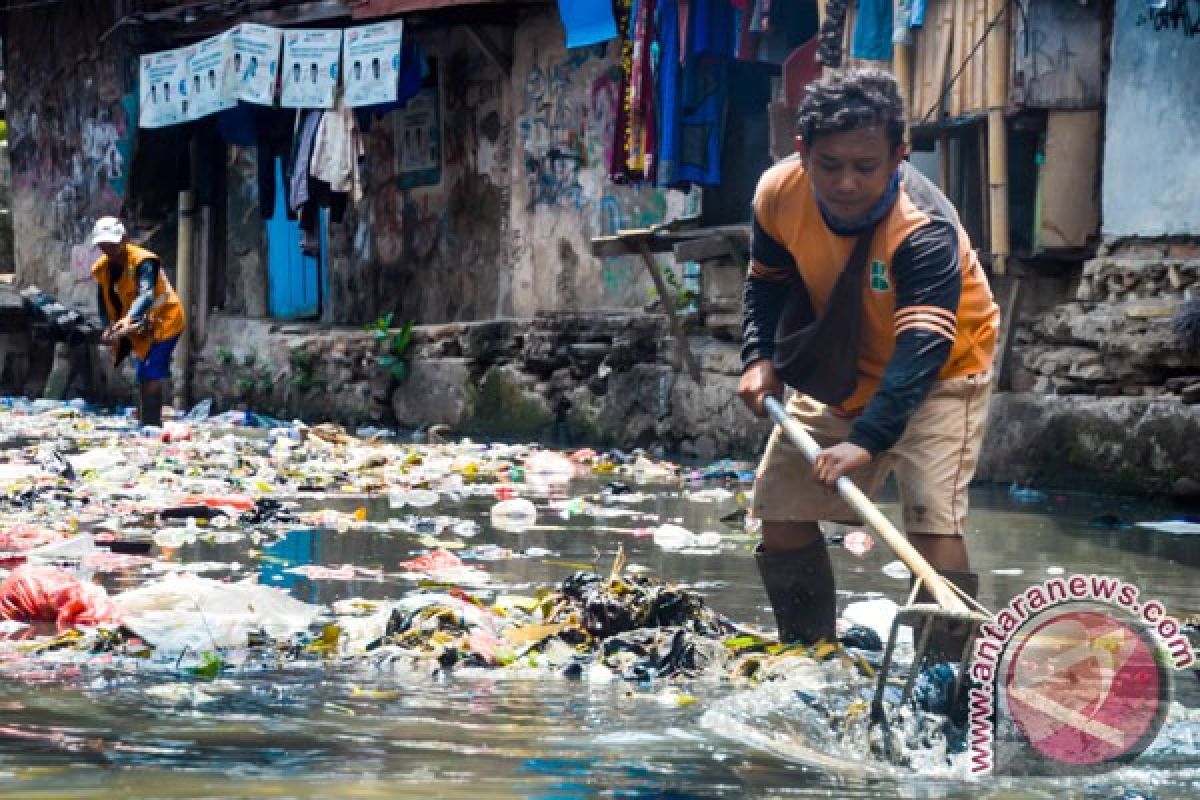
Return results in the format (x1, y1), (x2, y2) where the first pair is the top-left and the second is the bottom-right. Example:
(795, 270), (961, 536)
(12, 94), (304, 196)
(219, 8), (697, 326)
(1103, 0), (1200, 237)
(326, 24), (516, 324)
(220, 24), (515, 325)
(7, 1), (140, 311)
(508, 10), (699, 316)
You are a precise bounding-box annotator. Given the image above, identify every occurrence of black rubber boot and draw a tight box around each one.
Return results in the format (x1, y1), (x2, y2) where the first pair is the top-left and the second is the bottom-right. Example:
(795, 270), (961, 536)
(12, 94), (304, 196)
(755, 539), (838, 645)
(140, 379), (163, 428)
(914, 569), (980, 664)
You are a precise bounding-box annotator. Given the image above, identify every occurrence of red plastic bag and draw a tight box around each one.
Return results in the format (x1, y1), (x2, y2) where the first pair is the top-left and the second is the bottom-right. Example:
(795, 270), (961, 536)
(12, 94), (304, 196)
(174, 494), (256, 512)
(0, 525), (64, 551)
(0, 564), (121, 631)
(399, 548), (463, 573)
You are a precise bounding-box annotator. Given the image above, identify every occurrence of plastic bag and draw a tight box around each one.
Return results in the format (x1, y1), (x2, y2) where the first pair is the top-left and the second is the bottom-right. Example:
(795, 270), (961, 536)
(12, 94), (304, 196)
(490, 498), (537, 531)
(0, 564), (121, 631)
(113, 573), (320, 653)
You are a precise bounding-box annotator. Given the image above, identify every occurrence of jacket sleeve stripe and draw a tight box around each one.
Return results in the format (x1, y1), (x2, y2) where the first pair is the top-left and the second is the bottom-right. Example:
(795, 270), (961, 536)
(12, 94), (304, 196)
(895, 304), (956, 326)
(749, 260), (794, 281)
(895, 316), (957, 341)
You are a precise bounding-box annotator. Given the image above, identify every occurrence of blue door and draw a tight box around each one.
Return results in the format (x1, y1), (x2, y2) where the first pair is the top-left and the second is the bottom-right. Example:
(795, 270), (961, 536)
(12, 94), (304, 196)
(266, 157), (322, 319)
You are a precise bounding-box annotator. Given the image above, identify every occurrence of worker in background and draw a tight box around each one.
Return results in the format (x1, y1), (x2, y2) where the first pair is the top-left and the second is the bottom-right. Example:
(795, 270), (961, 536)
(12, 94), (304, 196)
(89, 216), (186, 428)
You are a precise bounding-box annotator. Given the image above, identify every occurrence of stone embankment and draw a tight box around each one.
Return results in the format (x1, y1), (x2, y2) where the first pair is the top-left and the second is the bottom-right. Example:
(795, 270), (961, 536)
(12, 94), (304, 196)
(189, 301), (1200, 499)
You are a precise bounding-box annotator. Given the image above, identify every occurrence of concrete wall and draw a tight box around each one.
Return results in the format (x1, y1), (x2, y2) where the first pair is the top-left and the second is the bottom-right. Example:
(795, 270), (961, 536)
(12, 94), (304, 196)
(6, 0), (138, 310)
(1103, 0), (1200, 237)
(508, 11), (699, 316)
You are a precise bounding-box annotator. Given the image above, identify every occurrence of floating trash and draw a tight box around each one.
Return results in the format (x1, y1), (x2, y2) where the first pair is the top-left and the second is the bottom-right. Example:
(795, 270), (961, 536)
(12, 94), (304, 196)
(1008, 482), (1047, 504)
(842, 530), (874, 557)
(490, 498), (538, 531)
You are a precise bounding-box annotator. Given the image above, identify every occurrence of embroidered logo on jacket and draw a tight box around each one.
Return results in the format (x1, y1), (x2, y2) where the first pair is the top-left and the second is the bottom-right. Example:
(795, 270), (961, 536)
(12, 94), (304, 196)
(870, 260), (890, 292)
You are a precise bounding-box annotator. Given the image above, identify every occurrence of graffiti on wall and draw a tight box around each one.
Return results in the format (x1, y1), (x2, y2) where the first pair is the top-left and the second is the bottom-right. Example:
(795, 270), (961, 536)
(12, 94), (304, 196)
(7, 11), (136, 296)
(1137, 0), (1200, 38)
(518, 43), (618, 213)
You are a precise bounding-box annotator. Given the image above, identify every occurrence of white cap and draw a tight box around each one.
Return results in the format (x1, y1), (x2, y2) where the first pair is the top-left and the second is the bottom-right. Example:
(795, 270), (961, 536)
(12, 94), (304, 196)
(91, 216), (126, 246)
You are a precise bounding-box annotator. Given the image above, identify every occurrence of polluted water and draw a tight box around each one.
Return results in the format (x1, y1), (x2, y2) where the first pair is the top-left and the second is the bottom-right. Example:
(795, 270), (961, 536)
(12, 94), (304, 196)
(0, 397), (1194, 797)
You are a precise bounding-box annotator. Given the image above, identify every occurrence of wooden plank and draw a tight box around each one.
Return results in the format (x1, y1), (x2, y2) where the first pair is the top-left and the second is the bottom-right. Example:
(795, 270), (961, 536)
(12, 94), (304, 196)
(631, 240), (703, 383)
(674, 235), (748, 265)
(950, 0), (965, 118)
(591, 225), (751, 258)
(934, 0), (955, 122)
(1037, 111), (1101, 250)
(974, 0), (988, 113)
(978, 121), (990, 247)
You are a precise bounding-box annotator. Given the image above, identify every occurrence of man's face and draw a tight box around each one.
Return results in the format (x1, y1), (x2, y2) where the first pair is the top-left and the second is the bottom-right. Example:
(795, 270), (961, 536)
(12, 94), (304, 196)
(97, 241), (124, 261)
(796, 127), (905, 221)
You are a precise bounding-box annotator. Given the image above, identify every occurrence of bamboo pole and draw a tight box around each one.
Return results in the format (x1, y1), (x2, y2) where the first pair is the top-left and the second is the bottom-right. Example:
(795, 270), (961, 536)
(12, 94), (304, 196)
(894, 41), (912, 130)
(173, 188), (194, 411)
(985, 0), (1010, 275)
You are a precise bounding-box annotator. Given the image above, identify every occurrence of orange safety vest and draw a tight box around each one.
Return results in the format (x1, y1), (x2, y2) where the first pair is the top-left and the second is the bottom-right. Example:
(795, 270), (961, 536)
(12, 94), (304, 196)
(91, 243), (186, 361)
(755, 159), (1000, 414)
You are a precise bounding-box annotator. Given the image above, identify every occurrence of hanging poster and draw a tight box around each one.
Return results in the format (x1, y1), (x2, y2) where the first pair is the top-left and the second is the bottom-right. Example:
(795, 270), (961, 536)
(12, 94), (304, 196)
(232, 23), (283, 106)
(139, 46), (188, 128)
(342, 20), (403, 108)
(184, 33), (237, 120)
(394, 58), (441, 189)
(281, 29), (342, 109)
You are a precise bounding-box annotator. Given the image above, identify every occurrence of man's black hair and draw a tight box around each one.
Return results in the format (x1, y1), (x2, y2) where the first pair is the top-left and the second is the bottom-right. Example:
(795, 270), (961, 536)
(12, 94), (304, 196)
(796, 67), (906, 151)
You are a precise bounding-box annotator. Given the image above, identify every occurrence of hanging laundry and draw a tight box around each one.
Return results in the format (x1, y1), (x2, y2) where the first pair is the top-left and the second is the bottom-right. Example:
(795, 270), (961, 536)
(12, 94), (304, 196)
(818, 0), (851, 67)
(310, 96), (363, 203)
(656, 0), (682, 187)
(609, 0), (636, 182)
(753, 0), (818, 65)
(851, 0), (894, 62)
(893, 0), (914, 46)
(289, 109), (323, 214)
(556, 0), (619, 49)
(910, 0), (926, 28)
(677, 0), (690, 62)
(690, 0), (737, 58)
(675, 58), (726, 186)
(625, 0), (658, 181)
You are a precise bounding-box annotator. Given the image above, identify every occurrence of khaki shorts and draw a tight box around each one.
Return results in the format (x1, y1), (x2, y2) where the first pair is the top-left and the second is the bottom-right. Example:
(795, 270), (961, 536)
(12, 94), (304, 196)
(751, 372), (992, 535)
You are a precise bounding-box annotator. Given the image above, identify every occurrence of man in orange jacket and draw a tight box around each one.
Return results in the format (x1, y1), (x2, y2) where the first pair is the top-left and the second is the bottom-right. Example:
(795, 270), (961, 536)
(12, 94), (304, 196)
(89, 217), (186, 428)
(738, 69), (999, 647)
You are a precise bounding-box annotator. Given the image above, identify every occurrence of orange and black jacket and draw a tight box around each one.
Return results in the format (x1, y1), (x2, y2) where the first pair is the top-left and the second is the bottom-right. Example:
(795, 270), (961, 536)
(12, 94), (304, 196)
(92, 243), (187, 360)
(743, 158), (1000, 454)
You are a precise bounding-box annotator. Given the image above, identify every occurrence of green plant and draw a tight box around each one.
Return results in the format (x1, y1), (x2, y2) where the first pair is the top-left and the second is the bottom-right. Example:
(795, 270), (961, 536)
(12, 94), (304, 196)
(288, 347), (325, 393)
(365, 313), (414, 384)
(216, 346), (235, 366)
(651, 265), (698, 311)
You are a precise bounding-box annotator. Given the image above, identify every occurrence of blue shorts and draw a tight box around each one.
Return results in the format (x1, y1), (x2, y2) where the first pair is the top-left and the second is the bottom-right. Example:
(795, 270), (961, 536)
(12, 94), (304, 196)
(134, 337), (179, 384)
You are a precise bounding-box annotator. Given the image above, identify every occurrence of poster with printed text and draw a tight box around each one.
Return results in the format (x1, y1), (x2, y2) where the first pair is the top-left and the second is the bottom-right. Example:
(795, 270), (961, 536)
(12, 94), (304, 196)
(232, 23), (283, 106)
(184, 33), (237, 120)
(139, 46), (189, 128)
(342, 20), (403, 107)
(281, 29), (342, 109)
(394, 58), (441, 189)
